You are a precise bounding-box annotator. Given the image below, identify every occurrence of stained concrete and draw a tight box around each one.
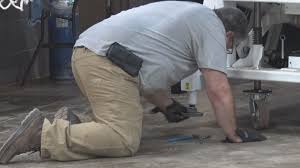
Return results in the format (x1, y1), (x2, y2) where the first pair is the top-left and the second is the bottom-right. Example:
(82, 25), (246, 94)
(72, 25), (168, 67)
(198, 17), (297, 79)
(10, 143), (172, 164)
(1, 79), (300, 167)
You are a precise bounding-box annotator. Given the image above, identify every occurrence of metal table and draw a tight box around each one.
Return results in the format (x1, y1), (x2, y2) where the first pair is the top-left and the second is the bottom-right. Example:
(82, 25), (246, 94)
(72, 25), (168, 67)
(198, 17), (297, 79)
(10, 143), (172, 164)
(224, 0), (300, 129)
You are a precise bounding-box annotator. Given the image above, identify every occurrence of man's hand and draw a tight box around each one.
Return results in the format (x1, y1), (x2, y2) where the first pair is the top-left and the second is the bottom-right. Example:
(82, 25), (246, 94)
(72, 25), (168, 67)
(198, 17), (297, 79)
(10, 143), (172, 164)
(151, 99), (189, 123)
(144, 90), (189, 122)
(227, 134), (243, 143)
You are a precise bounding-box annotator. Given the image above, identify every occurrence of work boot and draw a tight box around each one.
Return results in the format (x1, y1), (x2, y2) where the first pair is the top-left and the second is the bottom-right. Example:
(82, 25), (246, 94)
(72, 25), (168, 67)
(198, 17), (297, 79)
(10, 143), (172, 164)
(54, 107), (81, 124)
(0, 108), (45, 164)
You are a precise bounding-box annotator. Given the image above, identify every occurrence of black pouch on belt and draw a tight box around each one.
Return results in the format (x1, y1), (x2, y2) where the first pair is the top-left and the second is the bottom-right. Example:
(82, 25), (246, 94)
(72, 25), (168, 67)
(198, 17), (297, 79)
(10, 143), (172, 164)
(106, 42), (143, 77)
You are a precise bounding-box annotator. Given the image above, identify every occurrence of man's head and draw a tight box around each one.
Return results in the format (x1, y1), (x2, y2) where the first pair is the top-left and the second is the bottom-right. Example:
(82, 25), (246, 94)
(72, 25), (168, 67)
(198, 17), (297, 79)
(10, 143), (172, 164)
(214, 7), (248, 49)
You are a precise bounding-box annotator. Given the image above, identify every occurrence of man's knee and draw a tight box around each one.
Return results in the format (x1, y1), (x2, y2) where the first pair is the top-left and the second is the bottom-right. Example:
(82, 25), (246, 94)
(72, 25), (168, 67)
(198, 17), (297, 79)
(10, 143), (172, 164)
(96, 131), (141, 157)
(114, 136), (140, 157)
(113, 125), (142, 156)
(126, 138), (141, 155)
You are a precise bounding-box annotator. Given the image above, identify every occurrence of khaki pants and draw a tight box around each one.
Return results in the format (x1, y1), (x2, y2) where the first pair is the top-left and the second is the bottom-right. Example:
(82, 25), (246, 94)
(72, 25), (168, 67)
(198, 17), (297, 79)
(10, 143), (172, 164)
(41, 48), (143, 161)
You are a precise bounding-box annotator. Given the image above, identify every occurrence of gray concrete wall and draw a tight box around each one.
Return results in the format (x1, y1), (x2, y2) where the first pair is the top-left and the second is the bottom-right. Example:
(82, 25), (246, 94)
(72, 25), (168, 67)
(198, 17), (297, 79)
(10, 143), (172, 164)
(0, 7), (49, 85)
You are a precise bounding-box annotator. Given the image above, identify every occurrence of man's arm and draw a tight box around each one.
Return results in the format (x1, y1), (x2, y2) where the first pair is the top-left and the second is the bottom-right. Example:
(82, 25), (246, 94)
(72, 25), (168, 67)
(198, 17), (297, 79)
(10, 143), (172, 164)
(201, 68), (242, 143)
(143, 90), (173, 112)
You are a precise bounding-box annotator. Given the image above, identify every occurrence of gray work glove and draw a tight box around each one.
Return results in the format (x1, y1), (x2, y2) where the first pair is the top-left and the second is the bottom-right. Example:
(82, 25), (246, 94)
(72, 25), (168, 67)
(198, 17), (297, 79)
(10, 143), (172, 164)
(151, 99), (190, 123)
(223, 128), (267, 143)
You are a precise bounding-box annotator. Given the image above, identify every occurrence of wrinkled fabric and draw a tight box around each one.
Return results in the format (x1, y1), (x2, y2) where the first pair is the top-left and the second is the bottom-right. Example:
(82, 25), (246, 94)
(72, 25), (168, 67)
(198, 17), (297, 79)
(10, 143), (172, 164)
(75, 1), (227, 94)
(41, 48), (143, 161)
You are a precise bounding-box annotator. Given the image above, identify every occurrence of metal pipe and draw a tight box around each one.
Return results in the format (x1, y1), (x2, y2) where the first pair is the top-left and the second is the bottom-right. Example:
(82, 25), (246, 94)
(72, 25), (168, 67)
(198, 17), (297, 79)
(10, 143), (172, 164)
(254, 3), (261, 28)
(254, 81), (261, 90)
(253, 2), (262, 44)
(21, 10), (49, 86)
(253, 2), (262, 90)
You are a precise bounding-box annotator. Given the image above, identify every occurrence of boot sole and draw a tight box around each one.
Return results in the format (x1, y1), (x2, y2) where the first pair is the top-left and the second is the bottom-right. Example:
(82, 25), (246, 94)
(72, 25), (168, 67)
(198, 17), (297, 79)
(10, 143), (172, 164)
(0, 108), (43, 164)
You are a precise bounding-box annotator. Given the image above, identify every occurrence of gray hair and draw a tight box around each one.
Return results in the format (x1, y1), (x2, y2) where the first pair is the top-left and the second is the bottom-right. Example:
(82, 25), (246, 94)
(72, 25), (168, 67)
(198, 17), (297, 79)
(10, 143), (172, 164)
(214, 7), (248, 43)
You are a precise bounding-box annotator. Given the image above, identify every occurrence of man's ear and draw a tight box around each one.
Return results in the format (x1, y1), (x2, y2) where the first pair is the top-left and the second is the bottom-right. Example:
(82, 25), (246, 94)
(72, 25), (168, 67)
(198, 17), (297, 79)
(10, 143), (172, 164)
(226, 31), (234, 40)
(226, 31), (234, 49)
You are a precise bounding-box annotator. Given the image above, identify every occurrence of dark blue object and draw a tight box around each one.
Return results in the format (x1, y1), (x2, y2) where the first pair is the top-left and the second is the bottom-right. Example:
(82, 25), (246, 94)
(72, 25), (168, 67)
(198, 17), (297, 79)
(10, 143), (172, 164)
(167, 135), (194, 143)
(48, 16), (75, 80)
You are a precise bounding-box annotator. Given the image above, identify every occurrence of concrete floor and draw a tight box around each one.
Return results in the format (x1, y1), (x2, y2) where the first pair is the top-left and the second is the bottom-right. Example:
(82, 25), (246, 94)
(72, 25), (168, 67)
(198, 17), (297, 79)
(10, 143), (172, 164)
(1, 79), (300, 167)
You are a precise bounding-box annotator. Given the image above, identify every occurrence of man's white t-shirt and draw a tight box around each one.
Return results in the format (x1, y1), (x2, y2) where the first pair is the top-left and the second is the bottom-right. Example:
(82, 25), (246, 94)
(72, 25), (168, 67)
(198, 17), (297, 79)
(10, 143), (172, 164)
(74, 1), (227, 94)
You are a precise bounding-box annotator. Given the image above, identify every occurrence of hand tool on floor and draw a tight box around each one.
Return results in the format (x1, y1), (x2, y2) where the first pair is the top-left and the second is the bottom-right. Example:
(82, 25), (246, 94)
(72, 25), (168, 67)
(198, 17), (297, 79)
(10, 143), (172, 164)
(167, 135), (210, 144)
